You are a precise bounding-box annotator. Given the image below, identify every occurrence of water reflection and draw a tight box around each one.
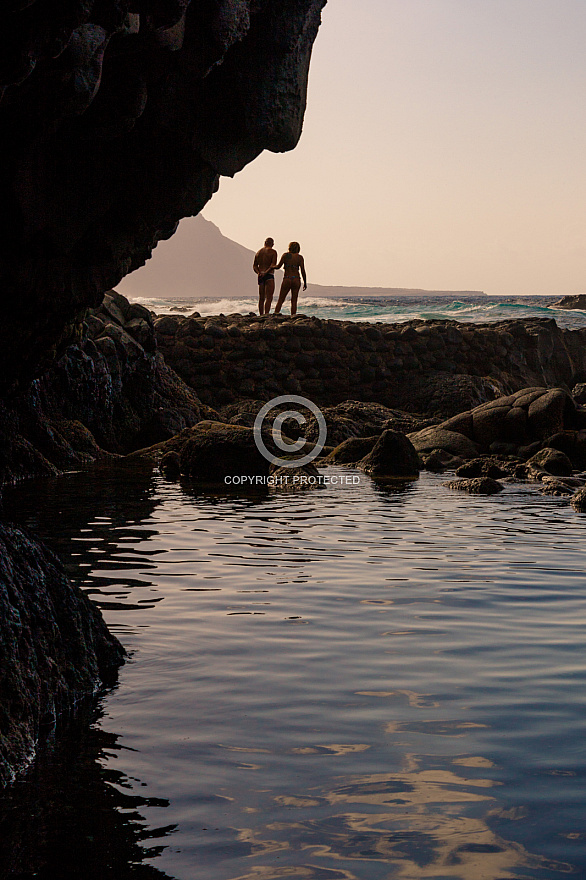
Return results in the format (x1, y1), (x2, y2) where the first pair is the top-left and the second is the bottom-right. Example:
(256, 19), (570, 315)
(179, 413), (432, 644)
(226, 753), (572, 879)
(0, 704), (175, 880)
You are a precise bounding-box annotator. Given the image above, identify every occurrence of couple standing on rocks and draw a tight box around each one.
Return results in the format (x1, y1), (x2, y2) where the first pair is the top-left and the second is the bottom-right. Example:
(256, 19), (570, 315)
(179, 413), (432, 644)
(254, 237), (307, 316)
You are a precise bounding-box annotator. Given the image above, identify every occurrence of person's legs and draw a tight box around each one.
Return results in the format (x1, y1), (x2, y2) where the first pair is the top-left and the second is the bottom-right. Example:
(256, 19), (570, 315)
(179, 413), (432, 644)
(263, 278), (275, 314)
(274, 279), (291, 314)
(290, 279), (301, 315)
(258, 280), (266, 315)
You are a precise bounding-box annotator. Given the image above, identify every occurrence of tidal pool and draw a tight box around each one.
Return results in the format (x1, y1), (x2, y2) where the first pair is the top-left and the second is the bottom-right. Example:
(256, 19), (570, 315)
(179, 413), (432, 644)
(2, 463), (586, 879)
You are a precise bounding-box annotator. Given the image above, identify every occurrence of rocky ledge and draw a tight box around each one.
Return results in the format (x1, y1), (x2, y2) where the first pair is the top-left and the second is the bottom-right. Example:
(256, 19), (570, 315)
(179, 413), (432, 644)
(155, 312), (586, 416)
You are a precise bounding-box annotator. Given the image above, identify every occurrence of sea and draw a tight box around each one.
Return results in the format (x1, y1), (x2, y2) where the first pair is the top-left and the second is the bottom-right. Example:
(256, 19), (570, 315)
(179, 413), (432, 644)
(2, 294), (586, 879)
(130, 292), (586, 330)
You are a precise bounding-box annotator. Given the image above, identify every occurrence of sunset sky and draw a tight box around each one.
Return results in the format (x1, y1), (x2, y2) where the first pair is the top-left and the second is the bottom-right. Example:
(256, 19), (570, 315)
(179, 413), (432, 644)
(200, 0), (586, 297)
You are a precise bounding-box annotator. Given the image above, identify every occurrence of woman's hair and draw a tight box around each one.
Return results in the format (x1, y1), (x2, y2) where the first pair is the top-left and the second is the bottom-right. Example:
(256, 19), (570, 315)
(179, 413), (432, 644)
(288, 241), (300, 253)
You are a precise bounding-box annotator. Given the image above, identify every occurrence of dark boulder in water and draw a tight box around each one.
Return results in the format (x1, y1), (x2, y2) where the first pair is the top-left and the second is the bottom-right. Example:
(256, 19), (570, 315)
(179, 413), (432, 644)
(539, 481), (575, 497)
(0, 524), (124, 787)
(358, 430), (420, 480)
(179, 421), (270, 485)
(442, 477), (504, 495)
(570, 488), (586, 512)
(324, 436), (379, 465)
(543, 431), (586, 469)
(526, 447), (574, 477)
(455, 457), (514, 479)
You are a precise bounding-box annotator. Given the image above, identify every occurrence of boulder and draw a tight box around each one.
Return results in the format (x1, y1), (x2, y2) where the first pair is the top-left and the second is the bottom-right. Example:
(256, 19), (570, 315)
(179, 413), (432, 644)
(160, 450), (181, 479)
(472, 405), (511, 447)
(179, 421), (270, 484)
(420, 449), (464, 472)
(442, 477), (504, 495)
(539, 480), (574, 497)
(324, 436), (378, 464)
(441, 411), (474, 439)
(358, 430), (420, 480)
(408, 427), (479, 460)
(0, 524), (124, 787)
(270, 462), (320, 490)
(552, 294), (586, 310)
(455, 457), (513, 479)
(527, 389), (575, 439)
(571, 488), (586, 511)
(542, 431), (586, 469)
(526, 447), (573, 477)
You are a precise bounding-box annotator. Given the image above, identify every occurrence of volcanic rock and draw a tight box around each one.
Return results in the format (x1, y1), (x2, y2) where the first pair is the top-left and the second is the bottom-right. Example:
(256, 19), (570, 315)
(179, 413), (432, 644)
(0, 524), (124, 787)
(442, 478), (504, 495)
(358, 430), (420, 480)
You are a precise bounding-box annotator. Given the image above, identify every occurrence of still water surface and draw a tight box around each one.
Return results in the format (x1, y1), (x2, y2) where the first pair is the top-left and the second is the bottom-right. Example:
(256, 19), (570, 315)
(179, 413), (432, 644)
(4, 464), (586, 879)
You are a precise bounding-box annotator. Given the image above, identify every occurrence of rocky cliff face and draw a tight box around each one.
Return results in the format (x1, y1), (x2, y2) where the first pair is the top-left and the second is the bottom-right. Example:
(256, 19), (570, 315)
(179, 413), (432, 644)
(0, 0), (326, 391)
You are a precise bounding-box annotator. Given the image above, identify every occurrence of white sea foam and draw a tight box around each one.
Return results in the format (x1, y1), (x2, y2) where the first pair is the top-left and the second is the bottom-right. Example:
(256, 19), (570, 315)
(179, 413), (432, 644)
(125, 294), (586, 329)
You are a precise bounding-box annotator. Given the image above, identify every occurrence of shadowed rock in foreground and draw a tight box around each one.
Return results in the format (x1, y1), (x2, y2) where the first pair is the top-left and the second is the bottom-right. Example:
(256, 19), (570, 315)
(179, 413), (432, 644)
(0, 525), (124, 788)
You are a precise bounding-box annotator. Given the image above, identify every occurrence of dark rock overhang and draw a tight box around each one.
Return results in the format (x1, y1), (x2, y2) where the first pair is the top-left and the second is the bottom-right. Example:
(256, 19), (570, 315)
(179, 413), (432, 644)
(0, 0), (326, 391)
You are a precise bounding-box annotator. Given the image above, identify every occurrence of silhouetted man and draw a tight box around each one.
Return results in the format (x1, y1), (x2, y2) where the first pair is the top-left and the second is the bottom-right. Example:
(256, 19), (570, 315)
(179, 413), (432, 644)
(253, 237), (277, 315)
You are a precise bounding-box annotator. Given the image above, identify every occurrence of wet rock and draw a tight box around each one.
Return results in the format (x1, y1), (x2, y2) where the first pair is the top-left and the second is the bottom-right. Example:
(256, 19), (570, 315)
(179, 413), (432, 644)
(0, 524), (124, 788)
(543, 431), (586, 470)
(358, 430), (420, 480)
(324, 436), (379, 464)
(442, 477), (504, 495)
(526, 447), (573, 477)
(160, 450), (181, 479)
(270, 462), (320, 490)
(552, 294), (586, 310)
(420, 449), (464, 472)
(570, 488), (586, 511)
(408, 427), (479, 460)
(455, 457), (513, 479)
(179, 421), (269, 485)
(539, 478), (575, 496)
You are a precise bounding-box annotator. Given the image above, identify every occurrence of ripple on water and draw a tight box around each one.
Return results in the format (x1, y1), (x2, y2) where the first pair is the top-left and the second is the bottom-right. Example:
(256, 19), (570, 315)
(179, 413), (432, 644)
(2, 465), (586, 879)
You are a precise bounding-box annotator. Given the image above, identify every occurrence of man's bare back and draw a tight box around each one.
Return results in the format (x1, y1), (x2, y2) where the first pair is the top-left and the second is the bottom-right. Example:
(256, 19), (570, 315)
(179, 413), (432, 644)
(254, 245), (277, 276)
(253, 238), (277, 315)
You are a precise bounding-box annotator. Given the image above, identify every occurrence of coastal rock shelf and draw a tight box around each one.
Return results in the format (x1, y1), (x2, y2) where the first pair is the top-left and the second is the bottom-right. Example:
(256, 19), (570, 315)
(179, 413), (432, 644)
(155, 312), (586, 416)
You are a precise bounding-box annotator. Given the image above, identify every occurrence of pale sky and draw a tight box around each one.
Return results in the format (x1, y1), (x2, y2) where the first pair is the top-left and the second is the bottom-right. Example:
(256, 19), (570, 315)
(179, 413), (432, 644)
(201, 0), (586, 296)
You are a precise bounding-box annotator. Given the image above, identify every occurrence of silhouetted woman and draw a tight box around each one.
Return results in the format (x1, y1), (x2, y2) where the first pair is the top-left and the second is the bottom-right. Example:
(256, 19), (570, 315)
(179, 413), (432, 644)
(273, 242), (307, 315)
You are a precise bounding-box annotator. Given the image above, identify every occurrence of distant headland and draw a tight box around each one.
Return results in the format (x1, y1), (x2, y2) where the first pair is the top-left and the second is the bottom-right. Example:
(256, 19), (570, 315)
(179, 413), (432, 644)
(117, 216), (484, 302)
